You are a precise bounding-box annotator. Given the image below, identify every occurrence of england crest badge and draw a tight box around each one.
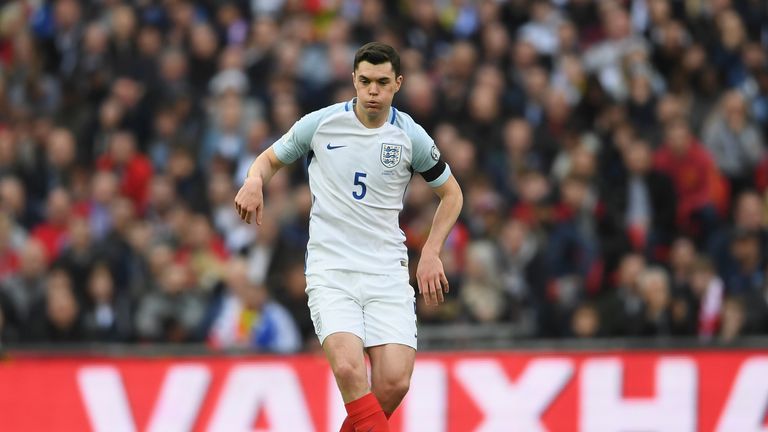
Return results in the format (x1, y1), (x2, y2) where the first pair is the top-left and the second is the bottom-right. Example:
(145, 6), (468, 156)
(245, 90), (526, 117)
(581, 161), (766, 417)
(380, 143), (402, 168)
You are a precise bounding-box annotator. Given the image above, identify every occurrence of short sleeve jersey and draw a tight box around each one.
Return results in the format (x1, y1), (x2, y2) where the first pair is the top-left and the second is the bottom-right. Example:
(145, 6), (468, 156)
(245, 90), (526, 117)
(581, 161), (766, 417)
(273, 99), (451, 275)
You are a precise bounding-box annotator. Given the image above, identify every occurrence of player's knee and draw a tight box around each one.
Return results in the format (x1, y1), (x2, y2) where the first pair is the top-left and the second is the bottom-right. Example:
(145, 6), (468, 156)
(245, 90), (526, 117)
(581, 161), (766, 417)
(332, 359), (367, 388)
(376, 374), (410, 401)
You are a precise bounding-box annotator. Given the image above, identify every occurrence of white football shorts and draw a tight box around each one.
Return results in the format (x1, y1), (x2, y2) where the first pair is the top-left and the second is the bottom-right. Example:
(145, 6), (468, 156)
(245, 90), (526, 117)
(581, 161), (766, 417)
(306, 269), (418, 349)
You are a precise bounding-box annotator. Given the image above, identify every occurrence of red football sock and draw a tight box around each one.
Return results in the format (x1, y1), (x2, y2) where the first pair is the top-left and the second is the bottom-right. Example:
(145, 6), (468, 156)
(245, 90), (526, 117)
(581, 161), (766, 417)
(339, 404), (393, 431)
(344, 392), (390, 432)
(340, 417), (354, 432)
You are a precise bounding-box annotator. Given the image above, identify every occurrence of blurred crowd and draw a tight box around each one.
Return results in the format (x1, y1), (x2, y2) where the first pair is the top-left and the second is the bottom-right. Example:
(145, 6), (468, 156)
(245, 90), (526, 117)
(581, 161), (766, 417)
(0, 0), (767, 352)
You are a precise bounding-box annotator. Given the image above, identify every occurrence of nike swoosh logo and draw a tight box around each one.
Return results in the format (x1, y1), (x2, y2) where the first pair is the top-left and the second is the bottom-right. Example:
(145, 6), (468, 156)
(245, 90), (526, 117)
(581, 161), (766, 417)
(326, 143), (346, 150)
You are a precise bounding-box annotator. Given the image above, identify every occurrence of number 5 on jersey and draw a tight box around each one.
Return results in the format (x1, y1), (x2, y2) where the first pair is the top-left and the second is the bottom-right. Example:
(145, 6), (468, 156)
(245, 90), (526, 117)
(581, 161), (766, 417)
(353, 171), (367, 200)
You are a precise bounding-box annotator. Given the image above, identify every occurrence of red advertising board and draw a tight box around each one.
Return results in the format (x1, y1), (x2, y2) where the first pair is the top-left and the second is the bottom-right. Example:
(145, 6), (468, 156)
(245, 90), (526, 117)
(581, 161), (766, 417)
(0, 350), (767, 431)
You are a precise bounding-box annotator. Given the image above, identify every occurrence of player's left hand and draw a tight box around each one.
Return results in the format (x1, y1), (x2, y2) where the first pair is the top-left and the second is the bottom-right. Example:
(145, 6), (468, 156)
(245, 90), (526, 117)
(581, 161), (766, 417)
(416, 252), (449, 306)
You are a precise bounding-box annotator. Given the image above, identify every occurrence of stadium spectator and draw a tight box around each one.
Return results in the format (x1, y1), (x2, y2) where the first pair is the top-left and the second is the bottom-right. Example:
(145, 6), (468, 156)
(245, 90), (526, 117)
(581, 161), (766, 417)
(80, 171), (119, 241)
(708, 191), (768, 276)
(487, 117), (546, 200)
(0, 217), (24, 260)
(145, 174), (179, 233)
(273, 260), (315, 349)
(737, 265), (768, 336)
(748, 68), (768, 139)
(96, 131), (153, 212)
(721, 228), (764, 295)
(147, 105), (187, 172)
(135, 262), (206, 343)
(635, 266), (694, 336)
(604, 138), (676, 259)
(719, 295), (747, 342)
(547, 174), (605, 303)
(0, 130), (21, 181)
(54, 216), (98, 304)
(166, 147), (209, 213)
(635, 266), (675, 336)
(460, 240), (506, 323)
(201, 72), (257, 168)
(26, 269), (86, 342)
(509, 169), (551, 229)
(669, 236), (697, 295)
(653, 117), (723, 244)
(8, 31), (62, 117)
(31, 187), (73, 263)
(0, 282), (19, 345)
(42, 128), (78, 193)
(0, 176), (37, 231)
(0, 238), (47, 326)
(234, 118), (270, 184)
(207, 170), (252, 252)
(688, 258), (725, 339)
(207, 258), (300, 353)
(98, 197), (139, 289)
(175, 213), (228, 292)
(569, 302), (602, 338)
(188, 23), (220, 100)
(598, 252), (646, 336)
(497, 227), (536, 327)
(82, 262), (132, 342)
(703, 90), (764, 194)
(0, 300), (7, 346)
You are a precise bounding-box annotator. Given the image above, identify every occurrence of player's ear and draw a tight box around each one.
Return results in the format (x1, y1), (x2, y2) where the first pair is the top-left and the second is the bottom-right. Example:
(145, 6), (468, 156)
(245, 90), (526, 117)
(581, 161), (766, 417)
(394, 75), (403, 92)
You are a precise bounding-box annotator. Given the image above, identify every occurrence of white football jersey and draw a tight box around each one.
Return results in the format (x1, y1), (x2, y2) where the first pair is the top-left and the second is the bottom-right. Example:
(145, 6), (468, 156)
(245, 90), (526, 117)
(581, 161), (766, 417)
(273, 99), (451, 275)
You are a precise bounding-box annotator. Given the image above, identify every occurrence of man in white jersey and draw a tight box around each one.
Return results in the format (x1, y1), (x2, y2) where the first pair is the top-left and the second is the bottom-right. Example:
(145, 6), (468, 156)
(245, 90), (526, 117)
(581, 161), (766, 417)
(234, 42), (463, 432)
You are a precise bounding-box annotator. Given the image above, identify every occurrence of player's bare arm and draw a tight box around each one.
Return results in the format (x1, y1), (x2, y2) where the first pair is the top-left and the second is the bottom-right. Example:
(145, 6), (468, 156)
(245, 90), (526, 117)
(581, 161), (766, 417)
(234, 147), (285, 225)
(417, 174), (463, 306)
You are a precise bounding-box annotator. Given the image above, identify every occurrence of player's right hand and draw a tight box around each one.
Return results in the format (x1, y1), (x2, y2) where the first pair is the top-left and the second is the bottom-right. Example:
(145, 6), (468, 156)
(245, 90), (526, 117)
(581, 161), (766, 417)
(234, 176), (264, 225)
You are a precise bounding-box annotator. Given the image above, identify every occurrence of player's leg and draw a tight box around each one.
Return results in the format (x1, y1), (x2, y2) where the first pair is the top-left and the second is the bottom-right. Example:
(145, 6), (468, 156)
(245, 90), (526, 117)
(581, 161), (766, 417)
(323, 332), (369, 402)
(368, 343), (416, 415)
(307, 271), (389, 432)
(360, 272), (419, 418)
(339, 343), (413, 431)
(324, 333), (390, 432)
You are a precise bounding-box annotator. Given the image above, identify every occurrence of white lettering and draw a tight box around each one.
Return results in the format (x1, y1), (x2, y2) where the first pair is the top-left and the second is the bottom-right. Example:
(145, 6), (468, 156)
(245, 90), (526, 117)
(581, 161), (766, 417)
(206, 364), (315, 432)
(78, 365), (211, 432)
(77, 366), (137, 432)
(327, 370), (346, 432)
(402, 361), (447, 432)
(455, 358), (574, 431)
(146, 365), (211, 432)
(580, 358), (697, 432)
(716, 357), (768, 432)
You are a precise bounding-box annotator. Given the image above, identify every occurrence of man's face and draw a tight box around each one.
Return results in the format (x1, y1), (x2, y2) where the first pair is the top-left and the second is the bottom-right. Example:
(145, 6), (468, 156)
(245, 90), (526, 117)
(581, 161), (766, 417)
(624, 143), (650, 174)
(665, 122), (690, 154)
(353, 61), (402, 118)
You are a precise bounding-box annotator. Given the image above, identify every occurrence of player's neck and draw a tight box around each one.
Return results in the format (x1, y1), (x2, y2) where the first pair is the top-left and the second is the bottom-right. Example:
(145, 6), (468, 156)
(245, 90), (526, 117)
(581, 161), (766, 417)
(353, 102), (388, 129)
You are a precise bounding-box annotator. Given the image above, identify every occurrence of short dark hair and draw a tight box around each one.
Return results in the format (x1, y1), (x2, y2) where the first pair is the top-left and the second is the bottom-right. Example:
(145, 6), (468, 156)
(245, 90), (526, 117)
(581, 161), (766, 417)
(354, 42), (401, 76)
